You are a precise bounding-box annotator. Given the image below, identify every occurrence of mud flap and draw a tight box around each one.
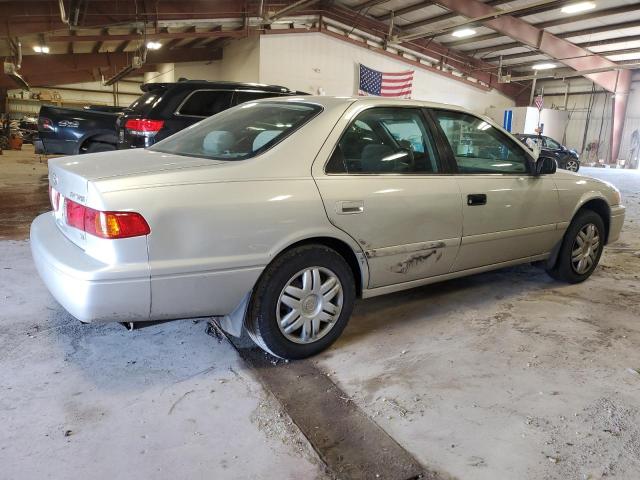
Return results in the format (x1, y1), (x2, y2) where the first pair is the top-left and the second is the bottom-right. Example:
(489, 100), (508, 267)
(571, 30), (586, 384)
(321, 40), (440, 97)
(218, 291), (251, 337)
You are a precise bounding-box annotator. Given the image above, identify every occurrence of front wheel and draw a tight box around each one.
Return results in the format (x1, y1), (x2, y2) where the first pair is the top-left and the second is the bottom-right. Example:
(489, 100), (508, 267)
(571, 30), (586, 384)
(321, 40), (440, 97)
(245, 244), (356, 359)
(565, 159), (579, 172)
(546, 210), (604, 283)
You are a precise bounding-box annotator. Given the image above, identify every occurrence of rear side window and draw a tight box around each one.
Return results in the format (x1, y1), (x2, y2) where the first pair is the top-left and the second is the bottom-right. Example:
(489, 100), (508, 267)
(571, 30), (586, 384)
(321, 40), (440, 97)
(178, 90), (233, 117)
(326, 107), (440, 174)
(150, 101), (322, 160)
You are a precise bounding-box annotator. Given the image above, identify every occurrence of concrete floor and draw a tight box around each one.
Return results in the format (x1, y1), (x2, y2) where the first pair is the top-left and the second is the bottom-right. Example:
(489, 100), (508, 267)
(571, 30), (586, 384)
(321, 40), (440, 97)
(1, 146), (639, 479)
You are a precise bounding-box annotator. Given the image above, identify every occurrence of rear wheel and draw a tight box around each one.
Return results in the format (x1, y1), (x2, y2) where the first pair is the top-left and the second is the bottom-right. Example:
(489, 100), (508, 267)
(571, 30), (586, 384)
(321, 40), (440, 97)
(546, 209), (604, 283)
(245, 244), (355, 359)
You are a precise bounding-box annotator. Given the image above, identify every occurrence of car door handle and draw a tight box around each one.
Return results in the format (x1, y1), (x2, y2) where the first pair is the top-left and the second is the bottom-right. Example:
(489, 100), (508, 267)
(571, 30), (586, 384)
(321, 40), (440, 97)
(467, 194), (487, 206)
(337, 200), (364, 214)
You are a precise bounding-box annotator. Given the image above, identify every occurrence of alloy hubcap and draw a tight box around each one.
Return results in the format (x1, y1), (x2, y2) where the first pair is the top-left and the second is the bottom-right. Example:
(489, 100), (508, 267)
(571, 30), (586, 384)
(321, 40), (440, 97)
(571, 223), (600, 274)
(276, 267), (343, 344)
(566, 160), (578, 172)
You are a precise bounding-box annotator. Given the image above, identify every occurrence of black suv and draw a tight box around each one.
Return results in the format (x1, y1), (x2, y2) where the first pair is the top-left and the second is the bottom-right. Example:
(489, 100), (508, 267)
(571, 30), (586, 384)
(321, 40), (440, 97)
(116, 80), (302, 149)
(516, 134), (580, 172)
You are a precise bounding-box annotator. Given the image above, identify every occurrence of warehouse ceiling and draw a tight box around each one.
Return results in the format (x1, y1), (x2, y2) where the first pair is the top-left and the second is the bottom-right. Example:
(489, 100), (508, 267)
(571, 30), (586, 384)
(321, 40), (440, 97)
(0, 1), (638, 96)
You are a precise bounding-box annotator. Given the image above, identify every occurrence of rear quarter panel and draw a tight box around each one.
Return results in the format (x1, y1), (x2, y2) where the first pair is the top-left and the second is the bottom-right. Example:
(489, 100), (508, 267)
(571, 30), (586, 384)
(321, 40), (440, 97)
(105, 177), (359, 319)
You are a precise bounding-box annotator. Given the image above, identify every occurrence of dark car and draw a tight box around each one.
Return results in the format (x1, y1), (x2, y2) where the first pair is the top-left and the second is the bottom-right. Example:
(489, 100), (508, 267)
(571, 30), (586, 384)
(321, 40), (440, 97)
(36, 105), (120, 155)
(116, 80), (302, 149)
(516, 134), (580, 172)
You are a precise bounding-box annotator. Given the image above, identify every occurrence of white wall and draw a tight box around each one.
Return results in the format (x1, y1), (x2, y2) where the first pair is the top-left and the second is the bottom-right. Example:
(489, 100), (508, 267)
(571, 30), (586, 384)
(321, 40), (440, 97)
(258, 32), (514, 115)
(173, 37), (260, 83)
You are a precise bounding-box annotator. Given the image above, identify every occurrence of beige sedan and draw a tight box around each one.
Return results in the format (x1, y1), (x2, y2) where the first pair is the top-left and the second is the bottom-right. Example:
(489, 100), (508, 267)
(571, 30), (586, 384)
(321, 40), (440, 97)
(31, 96), (625, 359)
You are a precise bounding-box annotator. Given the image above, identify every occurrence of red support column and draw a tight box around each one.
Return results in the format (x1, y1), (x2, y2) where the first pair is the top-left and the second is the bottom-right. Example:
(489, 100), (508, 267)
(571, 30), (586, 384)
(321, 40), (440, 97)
(610, 70), (632, 165)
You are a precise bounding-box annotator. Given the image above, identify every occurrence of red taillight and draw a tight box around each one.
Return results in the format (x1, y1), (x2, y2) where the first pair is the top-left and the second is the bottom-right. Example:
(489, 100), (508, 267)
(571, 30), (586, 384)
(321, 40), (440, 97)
(64, 199), (150, 239)
(124, 118), (164, 136)
(49, 185), (60, 211)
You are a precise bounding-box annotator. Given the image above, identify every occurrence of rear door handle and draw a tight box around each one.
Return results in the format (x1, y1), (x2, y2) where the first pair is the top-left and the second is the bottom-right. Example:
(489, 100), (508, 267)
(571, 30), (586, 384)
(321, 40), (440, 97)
(337, 200), (364, 214)
(467, 194), (487, 206)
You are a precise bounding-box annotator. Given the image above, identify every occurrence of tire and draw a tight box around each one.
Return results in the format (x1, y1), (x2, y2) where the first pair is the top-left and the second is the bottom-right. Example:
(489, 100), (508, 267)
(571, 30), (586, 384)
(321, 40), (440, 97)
(84, 142), (116, 153)
(245, 244), (356, 359)
(565, 159), (579, 172)
(546, 209), (605, 283)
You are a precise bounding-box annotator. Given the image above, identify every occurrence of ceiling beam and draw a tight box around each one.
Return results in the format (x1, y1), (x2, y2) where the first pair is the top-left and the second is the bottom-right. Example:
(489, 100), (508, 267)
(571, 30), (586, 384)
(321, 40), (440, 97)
(443, 4), (640, 48)
(47, 29), (245, 43)
(397, 0), (511, 30)
(430, 0), (626, 92)
(92, 28), (108, 54)
(471, 20), (640, 56)
(375, 1), (437, 22)
(267, 0), (321, 22)
(3, 48), (223, 84)
(503, 46), (640, 69)
(0, 0), (245, 38)
(352, 0), (393, 10)
(324, 3), (525, 99)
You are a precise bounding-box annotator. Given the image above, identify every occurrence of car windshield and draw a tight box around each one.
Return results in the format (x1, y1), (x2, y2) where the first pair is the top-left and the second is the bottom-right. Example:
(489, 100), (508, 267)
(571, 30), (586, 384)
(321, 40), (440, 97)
(149, 101), (322, 160)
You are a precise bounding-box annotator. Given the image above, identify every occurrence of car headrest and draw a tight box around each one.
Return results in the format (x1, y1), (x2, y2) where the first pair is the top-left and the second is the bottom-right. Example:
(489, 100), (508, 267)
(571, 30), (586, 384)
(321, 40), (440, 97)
(361, 144), (395, 172)
(253, 130), (281, 151)
(203, 131), (234, 155)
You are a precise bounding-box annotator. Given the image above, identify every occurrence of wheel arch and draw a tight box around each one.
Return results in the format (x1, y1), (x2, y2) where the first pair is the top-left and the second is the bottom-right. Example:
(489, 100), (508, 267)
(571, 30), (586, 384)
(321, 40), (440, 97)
(547, 195), (612, 270)
(272, 236), (367, 298)
(77, 130), (118, 153)
(575, 197), (611, 244)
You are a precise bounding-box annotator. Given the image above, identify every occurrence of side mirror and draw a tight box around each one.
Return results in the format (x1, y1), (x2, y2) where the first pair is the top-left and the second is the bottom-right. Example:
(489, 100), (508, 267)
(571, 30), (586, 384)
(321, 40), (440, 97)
(534, 156), (557, 176)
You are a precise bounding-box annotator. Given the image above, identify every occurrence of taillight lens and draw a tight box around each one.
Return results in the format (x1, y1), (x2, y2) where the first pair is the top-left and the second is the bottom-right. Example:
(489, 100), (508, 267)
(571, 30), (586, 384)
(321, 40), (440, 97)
(65, 199), (150, 239)
(124, 118), (164, 136)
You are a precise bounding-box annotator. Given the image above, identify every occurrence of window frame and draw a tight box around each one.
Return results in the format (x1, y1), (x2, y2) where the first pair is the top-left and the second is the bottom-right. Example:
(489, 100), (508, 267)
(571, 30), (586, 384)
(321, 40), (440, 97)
(323, 105), (450, 176)
(426, 108), (535, 176)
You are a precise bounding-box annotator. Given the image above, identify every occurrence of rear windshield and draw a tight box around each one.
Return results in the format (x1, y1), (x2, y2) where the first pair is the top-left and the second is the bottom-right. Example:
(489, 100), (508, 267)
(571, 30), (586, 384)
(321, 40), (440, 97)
(127, 91), (162, 113)
(149, 101), (322, 160)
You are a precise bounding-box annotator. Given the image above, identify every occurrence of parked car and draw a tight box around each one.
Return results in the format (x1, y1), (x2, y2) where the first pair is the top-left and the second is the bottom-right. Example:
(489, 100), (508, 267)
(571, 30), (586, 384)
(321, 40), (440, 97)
(516, 133), (580, 172)
(31, 97), (625, 359)
(36, 105), (121, 155)
(116, 80), (302, 149)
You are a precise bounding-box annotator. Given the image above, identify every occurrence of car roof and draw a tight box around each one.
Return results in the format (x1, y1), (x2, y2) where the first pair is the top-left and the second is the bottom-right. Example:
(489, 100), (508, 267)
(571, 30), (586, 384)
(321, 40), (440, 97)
(250, 95), (480, 114)
(141, 80), (297, 94)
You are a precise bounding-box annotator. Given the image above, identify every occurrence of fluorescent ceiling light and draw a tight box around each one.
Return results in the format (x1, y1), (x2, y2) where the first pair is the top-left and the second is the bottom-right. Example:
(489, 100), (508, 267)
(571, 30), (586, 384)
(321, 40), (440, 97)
(452, 28), (476, 38)
(561, 2), (596, 14)
(33, 45), (50, 53)
(146, 41), (162, 50)
(532, 62), (557, 70)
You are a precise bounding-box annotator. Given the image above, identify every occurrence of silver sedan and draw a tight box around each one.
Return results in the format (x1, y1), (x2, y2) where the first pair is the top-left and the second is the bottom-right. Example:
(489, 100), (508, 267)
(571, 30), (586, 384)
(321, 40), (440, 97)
(31, 96), (625, 359)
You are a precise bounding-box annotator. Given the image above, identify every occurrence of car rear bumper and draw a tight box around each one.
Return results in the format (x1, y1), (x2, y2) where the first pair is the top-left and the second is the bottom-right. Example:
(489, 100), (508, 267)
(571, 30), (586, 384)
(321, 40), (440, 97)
(608, 205), (625, 244)
(30, 213), (151, 323)
(31, 213), (261, 323)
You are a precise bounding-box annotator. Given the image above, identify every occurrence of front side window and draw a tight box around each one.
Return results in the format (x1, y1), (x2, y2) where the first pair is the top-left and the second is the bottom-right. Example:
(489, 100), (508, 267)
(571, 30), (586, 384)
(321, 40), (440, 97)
(326, 108), (440, 174)
(150, 101), (321, 160)
(433, 110), (530, 174)
(178, 90), (233, 117)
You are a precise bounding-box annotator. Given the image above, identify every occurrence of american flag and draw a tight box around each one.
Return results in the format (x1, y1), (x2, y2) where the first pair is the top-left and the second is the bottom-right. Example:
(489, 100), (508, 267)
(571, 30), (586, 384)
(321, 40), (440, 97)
(358, 64), (414, 98)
